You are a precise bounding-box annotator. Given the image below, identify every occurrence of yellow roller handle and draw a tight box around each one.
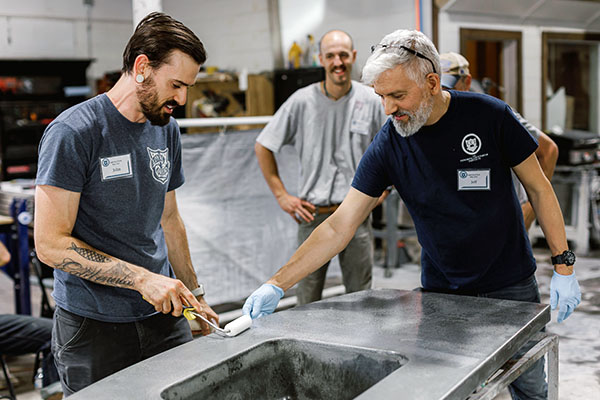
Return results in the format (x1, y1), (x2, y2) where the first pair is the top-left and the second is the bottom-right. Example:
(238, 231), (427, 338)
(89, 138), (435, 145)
(142, 295), (196, 320)
(183, 307), (197, 321)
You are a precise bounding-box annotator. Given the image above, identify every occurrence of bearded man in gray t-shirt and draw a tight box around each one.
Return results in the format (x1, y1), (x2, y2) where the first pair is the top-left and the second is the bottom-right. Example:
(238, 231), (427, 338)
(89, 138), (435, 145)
(34, 13), (218, 396)
(255, 30), (388, 305)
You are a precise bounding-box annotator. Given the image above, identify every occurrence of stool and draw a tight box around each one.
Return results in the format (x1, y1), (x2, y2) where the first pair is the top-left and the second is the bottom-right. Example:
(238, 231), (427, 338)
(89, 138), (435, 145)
(372, 191), (417, 277)
(31, 251), (54, 319)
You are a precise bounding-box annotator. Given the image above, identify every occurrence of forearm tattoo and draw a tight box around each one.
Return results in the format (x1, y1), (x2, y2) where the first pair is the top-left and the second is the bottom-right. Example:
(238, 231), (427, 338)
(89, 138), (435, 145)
(68, 242), (111, 263)
(54, 258), (135, 288)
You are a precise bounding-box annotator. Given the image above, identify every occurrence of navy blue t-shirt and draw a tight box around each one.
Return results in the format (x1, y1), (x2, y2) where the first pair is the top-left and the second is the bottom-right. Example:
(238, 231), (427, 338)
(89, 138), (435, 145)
(352, 91), (538, 294)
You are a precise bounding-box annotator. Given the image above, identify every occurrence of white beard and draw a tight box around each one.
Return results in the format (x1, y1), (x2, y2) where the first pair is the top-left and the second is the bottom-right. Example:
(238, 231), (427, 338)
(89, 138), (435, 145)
(391, 94), (434, 137)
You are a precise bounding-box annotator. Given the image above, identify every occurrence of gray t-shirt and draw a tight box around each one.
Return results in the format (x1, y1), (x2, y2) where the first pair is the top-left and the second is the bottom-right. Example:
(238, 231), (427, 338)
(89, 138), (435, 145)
(257, 81), (388, 205)
(36, 94), (184, 322)
(511, 109), (541, 204)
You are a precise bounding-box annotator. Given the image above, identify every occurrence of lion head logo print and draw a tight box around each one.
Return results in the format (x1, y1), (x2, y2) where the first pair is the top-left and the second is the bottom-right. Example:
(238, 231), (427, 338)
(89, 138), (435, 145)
(147, 147), (170, 184)
(462, 133), (482, 156)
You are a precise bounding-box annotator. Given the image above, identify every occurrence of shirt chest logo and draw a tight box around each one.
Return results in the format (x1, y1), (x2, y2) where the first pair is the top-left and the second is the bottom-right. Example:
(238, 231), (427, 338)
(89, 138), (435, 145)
(462, 133), (481, 155)
(147, 147), (170, 184)
(459, 133), (489, 163)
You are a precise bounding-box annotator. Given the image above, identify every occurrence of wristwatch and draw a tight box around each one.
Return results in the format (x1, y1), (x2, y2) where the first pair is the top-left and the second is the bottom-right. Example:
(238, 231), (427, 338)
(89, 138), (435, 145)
(550, 250), (576, 266)
(191, 284), (205, 297)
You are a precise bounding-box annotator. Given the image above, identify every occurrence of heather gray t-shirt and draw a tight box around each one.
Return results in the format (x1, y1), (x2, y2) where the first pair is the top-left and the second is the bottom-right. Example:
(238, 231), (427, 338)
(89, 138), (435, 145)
(36, 94), (184, 322)
(257, 81), (388, 205)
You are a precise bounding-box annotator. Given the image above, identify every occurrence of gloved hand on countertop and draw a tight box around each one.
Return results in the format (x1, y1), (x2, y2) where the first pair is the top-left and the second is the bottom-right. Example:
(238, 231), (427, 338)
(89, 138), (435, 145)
(242, 283), (284, 319)
(550, 271), (581, 323)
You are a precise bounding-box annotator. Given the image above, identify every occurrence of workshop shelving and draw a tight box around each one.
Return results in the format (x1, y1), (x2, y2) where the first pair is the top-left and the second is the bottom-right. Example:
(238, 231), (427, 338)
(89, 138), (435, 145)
(0, 59), (92, 180)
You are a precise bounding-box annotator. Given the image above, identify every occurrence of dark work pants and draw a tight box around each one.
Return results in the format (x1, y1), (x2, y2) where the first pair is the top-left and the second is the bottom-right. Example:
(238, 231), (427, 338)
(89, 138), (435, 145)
(0, 314), (59, 387)
(52, 307), (192, 397)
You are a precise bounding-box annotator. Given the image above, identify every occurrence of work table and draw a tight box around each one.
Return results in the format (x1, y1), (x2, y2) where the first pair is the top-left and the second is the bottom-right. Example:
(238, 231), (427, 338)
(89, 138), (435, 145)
(70, 289), (549, 399)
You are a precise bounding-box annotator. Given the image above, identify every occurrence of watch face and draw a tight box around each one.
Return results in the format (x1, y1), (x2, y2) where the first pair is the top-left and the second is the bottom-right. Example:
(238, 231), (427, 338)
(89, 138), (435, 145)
(565, 250), (576, 265)
(551, 250), (576, 266)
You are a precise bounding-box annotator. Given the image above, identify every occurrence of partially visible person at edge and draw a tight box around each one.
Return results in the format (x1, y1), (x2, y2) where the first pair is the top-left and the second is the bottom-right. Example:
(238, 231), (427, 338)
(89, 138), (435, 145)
(34, 12), (218, 396)
(440, 51), (559, 230)
(243, 29), (581, 400)
(254, 29), (388, 307)
(0, 242), (62, 400)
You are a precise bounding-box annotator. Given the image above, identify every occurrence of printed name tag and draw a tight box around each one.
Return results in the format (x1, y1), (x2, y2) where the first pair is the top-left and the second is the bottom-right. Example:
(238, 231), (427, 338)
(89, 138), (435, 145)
(100, 154), (133, 181)
(457, 169), (490, 191)
(350, 119), (370, 135)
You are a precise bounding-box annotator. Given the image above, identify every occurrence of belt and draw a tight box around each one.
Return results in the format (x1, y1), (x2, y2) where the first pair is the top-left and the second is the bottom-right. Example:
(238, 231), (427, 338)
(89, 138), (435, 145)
(313, 204), (341, 215)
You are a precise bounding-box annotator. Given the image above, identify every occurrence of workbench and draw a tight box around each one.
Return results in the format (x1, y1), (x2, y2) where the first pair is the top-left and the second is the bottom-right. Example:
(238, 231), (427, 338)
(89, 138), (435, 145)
(70, 289), (554, 400)
(529, 164), (600, 254)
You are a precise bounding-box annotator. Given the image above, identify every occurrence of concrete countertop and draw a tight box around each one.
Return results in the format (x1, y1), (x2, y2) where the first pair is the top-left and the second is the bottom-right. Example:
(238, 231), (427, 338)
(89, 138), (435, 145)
(71, 289), (549, 400)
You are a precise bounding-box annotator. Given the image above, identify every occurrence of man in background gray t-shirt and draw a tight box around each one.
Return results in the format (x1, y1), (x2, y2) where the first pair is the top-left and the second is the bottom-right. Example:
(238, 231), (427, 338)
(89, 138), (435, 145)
(255, 30), (388, 305)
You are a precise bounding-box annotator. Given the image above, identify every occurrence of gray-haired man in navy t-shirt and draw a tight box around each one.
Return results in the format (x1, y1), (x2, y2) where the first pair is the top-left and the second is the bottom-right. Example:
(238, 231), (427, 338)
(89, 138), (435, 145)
(243, 29), (581, 400)
(34, 12), (218, 396)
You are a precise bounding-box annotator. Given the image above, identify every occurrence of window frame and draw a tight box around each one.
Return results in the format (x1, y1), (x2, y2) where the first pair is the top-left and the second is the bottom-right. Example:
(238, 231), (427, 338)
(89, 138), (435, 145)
(542, 31), (600, 132)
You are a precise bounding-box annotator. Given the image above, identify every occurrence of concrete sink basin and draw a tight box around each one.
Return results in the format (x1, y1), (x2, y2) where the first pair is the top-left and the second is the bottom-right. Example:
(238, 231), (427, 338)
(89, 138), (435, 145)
(160, 338), (407, 400)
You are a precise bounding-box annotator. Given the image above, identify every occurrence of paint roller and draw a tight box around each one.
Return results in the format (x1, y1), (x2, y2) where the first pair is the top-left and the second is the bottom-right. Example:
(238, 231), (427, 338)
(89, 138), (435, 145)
(183, 306), (252, 337)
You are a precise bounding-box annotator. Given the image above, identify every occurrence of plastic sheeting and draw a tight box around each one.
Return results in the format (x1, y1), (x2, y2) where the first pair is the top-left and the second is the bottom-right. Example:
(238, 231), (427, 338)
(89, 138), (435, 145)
(177, 130), (340, 305)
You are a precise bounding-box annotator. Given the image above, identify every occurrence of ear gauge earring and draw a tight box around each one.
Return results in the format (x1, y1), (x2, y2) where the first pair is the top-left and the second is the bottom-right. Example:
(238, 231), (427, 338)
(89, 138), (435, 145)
(135, 74), (144, 83)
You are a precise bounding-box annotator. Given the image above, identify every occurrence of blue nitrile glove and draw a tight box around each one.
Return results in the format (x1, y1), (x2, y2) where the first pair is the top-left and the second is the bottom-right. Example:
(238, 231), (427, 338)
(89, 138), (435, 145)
(242, 283), (285, 319)
(550, 271), (581, 323)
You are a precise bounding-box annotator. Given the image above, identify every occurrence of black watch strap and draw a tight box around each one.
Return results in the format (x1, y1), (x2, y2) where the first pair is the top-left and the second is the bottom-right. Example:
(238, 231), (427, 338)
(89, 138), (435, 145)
(551, 250), (576, 266)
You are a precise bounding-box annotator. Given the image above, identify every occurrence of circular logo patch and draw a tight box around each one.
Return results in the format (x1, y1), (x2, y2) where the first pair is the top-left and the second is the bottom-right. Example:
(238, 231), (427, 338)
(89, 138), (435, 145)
(101, 158), (110, 167)
(461, 133), (481, 155)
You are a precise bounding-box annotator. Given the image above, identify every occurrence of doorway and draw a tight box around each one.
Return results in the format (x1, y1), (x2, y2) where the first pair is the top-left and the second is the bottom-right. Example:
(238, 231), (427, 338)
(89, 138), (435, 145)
(460, 28), (522, 112)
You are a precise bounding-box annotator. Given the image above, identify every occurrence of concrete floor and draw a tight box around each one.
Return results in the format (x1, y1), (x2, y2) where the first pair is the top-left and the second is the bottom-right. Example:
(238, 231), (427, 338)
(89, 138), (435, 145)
(1, 245), (598, 399)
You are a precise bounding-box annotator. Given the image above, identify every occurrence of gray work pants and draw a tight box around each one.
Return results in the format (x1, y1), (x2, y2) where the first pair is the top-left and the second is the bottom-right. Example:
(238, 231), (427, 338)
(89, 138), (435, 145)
(296, 212), (373, 305)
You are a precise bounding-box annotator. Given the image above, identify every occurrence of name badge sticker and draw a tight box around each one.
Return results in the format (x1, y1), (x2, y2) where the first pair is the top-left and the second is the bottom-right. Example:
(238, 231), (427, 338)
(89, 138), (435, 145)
(350, 119), (370, 135)
(100, 154), (133, 181)
(457, 169), (491, 191)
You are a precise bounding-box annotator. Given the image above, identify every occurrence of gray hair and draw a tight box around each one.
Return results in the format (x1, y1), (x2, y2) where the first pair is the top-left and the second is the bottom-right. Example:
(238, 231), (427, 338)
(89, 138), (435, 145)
(362, 29), (440, 87)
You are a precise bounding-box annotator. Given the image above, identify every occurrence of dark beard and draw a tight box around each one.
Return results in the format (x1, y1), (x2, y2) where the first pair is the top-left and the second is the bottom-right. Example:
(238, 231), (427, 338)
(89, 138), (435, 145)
(136, 76), (175, 126)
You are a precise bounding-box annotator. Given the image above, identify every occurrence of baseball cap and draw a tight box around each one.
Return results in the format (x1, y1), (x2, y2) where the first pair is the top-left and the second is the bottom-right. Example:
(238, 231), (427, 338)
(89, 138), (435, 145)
(440, 52), (470, 89)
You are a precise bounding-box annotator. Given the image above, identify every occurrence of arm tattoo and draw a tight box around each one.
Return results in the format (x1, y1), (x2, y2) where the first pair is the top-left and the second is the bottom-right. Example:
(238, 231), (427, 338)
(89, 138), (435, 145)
(68, 242), (111, 263)
(54, 258), (135, 288)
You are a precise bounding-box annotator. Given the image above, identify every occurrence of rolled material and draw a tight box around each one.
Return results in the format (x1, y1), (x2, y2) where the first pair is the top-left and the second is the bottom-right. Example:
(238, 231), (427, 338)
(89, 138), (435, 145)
(224, 315), (252, 337)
